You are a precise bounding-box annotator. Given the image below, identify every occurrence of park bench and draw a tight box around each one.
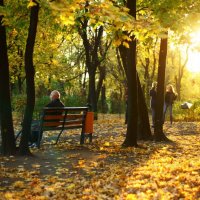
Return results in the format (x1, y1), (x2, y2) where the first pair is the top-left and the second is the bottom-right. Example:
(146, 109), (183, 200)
(36, 106), (93, 148)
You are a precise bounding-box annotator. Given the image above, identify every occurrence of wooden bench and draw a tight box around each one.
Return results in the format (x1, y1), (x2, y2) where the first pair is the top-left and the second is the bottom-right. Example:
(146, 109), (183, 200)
(37, 107), (93, 148)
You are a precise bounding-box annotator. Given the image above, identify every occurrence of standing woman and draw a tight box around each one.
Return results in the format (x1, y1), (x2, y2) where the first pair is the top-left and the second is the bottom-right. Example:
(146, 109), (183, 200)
(149, 82), (157, 127)
(163, 84), (177, 124)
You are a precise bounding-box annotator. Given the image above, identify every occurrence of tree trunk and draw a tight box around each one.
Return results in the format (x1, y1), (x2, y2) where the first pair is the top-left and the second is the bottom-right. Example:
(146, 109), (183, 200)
(88, 69), (97, 113)
(19, 1), (39, 155)
(17, 47), (23, 94)
(0, 0), (16, 155)
(122, 40), (138, 147)
(77, 2), (105, 117)
(96, 65), (106, 102)
(154, 33), (169, 141)
(120, 0), (138, 147)
(101, 84), (107, 113)
(137, 73), (152, 140)
(150, 38), (158, 82)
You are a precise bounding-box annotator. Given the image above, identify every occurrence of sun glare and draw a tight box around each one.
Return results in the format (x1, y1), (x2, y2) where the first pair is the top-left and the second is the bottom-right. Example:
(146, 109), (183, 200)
(187, 51), (200, 73)
(186, 31), (200, 73)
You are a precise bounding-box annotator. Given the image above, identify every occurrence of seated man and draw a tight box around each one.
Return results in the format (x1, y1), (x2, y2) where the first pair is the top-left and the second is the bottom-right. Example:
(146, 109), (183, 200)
(30, 90), (65, 147)
(46, 90), (65, 107)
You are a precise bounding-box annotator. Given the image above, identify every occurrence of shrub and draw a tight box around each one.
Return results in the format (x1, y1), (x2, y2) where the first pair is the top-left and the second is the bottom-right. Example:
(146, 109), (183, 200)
(172, 100), (200, 122)
(62, 95), (87, 107)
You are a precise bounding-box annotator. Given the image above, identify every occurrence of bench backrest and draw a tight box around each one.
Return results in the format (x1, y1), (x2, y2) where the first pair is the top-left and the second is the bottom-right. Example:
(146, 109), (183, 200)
(40, 107), (88, 131)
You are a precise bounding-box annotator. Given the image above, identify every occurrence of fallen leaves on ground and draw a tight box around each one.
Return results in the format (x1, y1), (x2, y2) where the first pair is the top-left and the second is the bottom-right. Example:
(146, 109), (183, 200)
(0, 114), (200, 200)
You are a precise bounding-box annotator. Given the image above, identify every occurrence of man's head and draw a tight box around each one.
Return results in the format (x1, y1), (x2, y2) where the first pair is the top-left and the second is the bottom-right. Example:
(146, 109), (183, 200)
(50, 90), (60, 101)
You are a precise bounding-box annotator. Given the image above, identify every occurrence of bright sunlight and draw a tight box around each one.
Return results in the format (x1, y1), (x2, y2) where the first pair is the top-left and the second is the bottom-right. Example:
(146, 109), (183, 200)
(186, 31), (200, 73)
(187, 51), (200, 72)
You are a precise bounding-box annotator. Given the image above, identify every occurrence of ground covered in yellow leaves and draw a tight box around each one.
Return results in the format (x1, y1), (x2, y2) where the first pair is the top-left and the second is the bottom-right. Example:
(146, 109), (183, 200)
(0, 114), (200, 200)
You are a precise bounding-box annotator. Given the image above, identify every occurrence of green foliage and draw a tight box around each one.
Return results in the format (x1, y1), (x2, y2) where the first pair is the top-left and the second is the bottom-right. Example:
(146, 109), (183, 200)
(62, 94), (87, 107)
(12, 94), (26, 119)
(5, 0), (200, 123)
(97, 100), (109, 114)
(108, 92), (126, 114)
(34, 96), (50, 118)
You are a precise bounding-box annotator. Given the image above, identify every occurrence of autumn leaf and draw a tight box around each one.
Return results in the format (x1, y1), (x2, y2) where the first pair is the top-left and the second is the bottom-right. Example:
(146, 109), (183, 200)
(27, 1), (37, 9)
(103, 142), (110, 147)
(1, 118), (200, 199)
(13, 181), (25, 189)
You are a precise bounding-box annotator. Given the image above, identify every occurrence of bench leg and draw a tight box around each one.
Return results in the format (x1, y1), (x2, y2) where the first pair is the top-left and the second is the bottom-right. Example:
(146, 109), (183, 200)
(15, 130), (22, 141)
(56, 130), (64, 144)
(80, 132), (85, 144)
(37, 130), (43, 148)
(89, 133), (92, 143)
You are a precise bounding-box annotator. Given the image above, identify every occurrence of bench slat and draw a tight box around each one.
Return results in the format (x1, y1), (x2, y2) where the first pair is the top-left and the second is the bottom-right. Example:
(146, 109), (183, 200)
(43, 120), (83, 127)
(43, 115), (65, 120)
(43, 125), (84, 131)
(43, 114), (84, 121)
(37, 106), (91, 148)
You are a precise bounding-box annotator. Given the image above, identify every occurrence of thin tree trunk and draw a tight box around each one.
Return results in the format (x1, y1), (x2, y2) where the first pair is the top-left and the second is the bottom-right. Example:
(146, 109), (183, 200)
(137, 73), (152, 140)
(19, 1), (39, 155)
(0, 0), (16, 155)
(96, 65), (106, 102)
(154, 33), (169, 141)
(101, 84), (107, 113)
(17, 47), (23, 94)
(88, 69), (97, 113)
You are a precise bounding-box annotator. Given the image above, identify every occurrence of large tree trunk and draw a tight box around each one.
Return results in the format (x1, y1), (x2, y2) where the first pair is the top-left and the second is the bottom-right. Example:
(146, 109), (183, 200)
(122, 40), (138, 147)
(19, 1), (39, 155)
(0, 0), (16, 155)
(120, 0), (138, 147)
(154, 33), (169, 141)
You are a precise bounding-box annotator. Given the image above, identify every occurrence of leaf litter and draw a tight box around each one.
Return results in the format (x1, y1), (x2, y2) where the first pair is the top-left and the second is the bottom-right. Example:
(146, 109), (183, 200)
(0, 114), (200, 199)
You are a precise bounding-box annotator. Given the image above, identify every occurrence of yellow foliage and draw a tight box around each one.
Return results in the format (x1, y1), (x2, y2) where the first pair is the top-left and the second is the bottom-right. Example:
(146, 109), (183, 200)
(113, 39), (121, 47)
(123, 41), (130, 48)
(27, 1), (37, 9)
(4, 192), (14, 199)
(126, 194), (137, 200)
(60, 15), (75, 26)
(13, 181), (25, 189)
(104, 142), (110, 147)
(66, 183), (76, 190)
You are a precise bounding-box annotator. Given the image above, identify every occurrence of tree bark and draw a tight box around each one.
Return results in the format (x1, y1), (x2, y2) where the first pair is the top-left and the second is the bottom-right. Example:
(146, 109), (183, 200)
(0, 0), (16, 155)
(77, 1), (107, 117)
(119, 0), (138, 147)
(154, 33), (169, 141)
(101, 84), (107, 113)
(96, 65), (106, 102)
(78, 21), (101, 114)
(137, 73), (153, 140)
(19, 1), (39, 155)
(17, 47), (23, 94)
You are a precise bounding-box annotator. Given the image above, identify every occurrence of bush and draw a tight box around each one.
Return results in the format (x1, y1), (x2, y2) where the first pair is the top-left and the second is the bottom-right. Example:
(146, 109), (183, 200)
(172, 100), (200, 122)
(34, 96), (50, 118)
(62, 94), (87, 107)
